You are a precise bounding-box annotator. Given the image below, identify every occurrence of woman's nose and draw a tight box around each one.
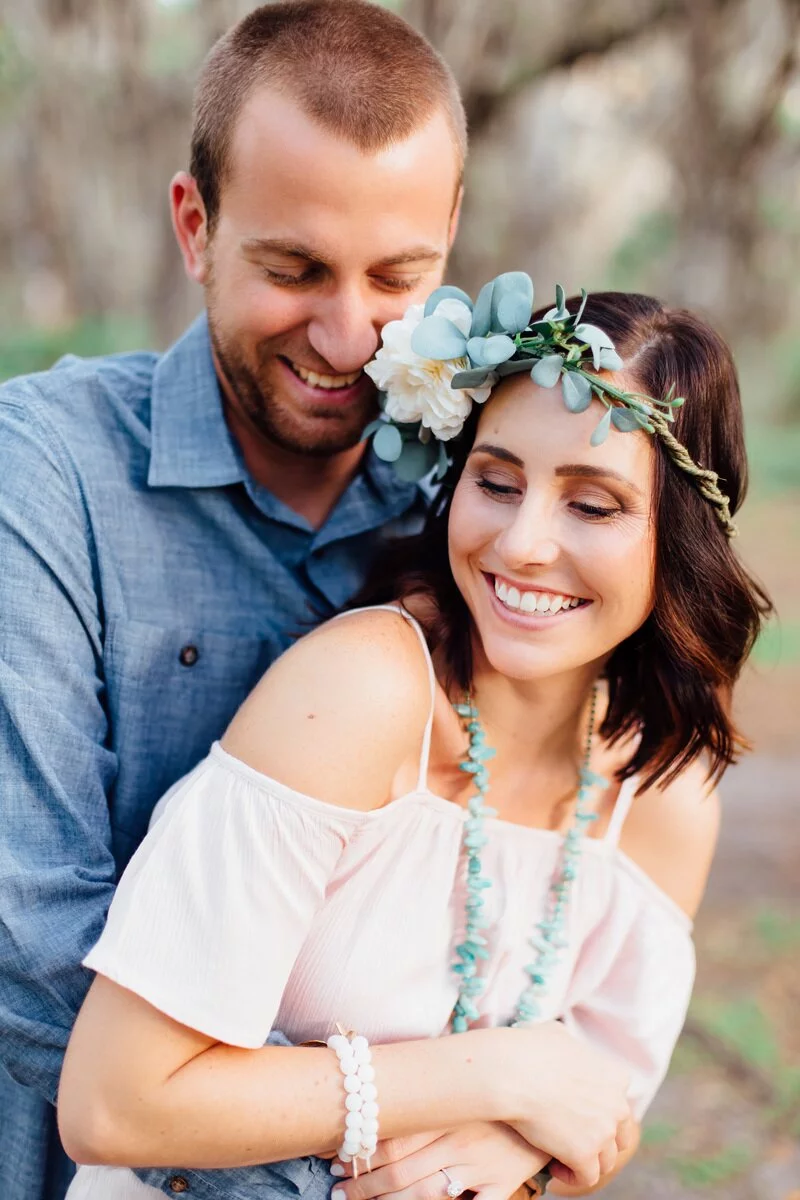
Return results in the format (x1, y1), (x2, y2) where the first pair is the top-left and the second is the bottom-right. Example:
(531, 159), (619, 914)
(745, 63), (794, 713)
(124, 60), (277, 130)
(495, 505), (561, 569)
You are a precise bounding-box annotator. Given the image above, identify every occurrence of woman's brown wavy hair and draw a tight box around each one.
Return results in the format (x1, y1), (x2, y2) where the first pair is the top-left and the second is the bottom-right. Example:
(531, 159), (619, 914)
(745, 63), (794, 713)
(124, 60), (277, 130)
(354, 292), (773, 791)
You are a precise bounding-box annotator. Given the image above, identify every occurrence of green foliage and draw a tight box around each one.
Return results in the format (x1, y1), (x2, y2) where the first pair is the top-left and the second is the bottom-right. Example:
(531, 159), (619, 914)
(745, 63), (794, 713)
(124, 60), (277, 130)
(640, 1120), (679, 1148)
(607, 210), (677, 290)
(667, 1144), (753, 1188)
(753, 907), (800, 952)
(0, 317), (151, 383)
(691, 996), (779, 1071)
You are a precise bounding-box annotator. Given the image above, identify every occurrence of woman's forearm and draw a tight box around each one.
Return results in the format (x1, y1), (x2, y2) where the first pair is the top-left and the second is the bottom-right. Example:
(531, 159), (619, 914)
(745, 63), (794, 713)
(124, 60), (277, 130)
(60, 1027), (510, 1168)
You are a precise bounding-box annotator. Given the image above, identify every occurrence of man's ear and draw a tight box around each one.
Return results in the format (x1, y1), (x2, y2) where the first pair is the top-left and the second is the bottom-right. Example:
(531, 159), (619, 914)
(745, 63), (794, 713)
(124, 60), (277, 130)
(170, 172), (211, 285)
(448, 184), (464, 249)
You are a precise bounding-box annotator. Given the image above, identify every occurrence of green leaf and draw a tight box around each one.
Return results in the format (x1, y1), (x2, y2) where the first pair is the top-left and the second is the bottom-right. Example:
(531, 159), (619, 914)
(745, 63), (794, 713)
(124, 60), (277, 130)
(597, 347), (623, 372)
(495, 358), (534, 377)
(452, 367), (491, 388)
(531, 354), (564, 388)
(373, 422), (404, 462)
(590, 407), (612, 446)
(490, 272), (534, 330)
(470, 280), (495, 337)
(561, 371), (592, 412)
(436, 440), (451, 480)
(424, 285), (473, 317)
(468, 334), (516, 366)
(610, 407), (641, 431)
(410, 316), (467, 361)
(361, 418), (386, 441)
(496, 291), (533, 334)
(392, 438), (438, 481)
(528, 320), (556, 338)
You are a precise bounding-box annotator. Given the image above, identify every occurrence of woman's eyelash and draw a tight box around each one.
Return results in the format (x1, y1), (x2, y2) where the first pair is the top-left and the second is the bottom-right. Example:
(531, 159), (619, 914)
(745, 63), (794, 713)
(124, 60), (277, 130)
(477, 479), (519, 496)
(572, 502), (620, 519)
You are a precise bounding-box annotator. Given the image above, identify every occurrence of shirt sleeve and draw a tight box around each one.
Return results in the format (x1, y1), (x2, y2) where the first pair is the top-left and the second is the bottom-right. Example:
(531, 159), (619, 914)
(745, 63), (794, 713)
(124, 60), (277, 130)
(84, 755), (351, 1047)
(0, 385), (118, 1104)
(561, 859), (696, 1119)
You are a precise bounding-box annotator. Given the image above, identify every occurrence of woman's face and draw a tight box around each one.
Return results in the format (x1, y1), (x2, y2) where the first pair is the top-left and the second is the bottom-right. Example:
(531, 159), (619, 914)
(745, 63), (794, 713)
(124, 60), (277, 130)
(448, 374), (657, 683)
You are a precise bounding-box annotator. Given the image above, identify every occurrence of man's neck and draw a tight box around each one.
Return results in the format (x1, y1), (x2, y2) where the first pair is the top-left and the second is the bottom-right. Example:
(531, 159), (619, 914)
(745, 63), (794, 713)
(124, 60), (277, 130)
(223, 400), (367, 529)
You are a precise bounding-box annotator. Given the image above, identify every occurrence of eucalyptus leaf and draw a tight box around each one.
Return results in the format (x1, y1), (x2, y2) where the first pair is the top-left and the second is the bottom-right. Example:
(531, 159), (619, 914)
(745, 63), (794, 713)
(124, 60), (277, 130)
(470, 280), (495, 338)
(610, 407), (641, 432)
(392, 438), (438, 482)
(561, 371), (592, 413)
(528, 319), (557, 338)
(531, 354), (564, 388)
(574, 288), (589, 326)
(424, 285), (474, 318)
(373, 422), (404, 462)
(590, 407), (612, 446)
(496, 291), (533, 334)
(361, 418), (386, 441)
(452, 367), (491, 388)
(574, 322), (614, 350)
(489, 272), (534, 330)
(411, 315), (468, 361)
(597, 347), (624, 372)
(478, 334), (516, 365)
(495, 358), (534, 377)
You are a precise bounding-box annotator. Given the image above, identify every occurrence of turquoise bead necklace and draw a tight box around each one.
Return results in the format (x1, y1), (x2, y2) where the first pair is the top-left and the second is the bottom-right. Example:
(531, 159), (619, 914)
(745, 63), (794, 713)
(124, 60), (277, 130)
(450, 684), (608, 1033)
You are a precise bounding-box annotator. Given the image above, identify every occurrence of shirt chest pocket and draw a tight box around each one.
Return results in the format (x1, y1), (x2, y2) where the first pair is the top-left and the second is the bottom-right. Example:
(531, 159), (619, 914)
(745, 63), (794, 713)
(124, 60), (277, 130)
(104, 617), (281, 857)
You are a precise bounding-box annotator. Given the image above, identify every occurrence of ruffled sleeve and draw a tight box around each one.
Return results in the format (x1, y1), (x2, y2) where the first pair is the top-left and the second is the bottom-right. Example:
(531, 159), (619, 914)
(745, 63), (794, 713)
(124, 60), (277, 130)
(561, 855), (696, 1119)
(83, 748), (354, 1048)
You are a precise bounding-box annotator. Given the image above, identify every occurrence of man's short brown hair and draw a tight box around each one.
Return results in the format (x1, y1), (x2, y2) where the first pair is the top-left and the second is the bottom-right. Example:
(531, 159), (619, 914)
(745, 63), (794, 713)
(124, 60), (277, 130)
(190, 0), (467, 231)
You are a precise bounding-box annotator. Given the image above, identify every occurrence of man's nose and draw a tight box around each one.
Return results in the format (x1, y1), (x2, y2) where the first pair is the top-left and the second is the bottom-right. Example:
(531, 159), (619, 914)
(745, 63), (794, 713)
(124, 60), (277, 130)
(305, 286), (383, 373)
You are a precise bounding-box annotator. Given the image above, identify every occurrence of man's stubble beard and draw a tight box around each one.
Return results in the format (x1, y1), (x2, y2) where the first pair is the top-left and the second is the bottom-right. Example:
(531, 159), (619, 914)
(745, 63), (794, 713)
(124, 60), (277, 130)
(207, 309), (377, 460)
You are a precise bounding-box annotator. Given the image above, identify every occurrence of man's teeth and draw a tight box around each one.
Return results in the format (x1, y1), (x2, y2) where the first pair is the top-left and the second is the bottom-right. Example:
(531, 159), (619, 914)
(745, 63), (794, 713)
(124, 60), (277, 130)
(291, 362), (361, 390)
(494, 577), (584, 615)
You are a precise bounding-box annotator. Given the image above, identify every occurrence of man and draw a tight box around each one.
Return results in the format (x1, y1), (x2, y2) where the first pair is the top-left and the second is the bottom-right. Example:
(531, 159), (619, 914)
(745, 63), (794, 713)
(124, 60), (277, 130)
(0, 3), (465, 1197)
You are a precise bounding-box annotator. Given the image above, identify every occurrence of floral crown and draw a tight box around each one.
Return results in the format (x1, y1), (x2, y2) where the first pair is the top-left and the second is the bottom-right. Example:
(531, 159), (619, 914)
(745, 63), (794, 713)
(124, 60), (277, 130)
(363, 272), (736, 537)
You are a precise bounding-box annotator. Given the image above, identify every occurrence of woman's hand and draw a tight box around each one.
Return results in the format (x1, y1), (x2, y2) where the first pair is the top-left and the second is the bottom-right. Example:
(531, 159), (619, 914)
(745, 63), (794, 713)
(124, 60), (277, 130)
(331, 1124), (551, 1200)
(484, 1023), (633, 1190)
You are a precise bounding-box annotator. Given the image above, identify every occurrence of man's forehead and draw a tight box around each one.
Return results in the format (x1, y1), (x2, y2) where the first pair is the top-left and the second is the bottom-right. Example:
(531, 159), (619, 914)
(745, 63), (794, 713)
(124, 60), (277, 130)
(227, 85), (459, 192)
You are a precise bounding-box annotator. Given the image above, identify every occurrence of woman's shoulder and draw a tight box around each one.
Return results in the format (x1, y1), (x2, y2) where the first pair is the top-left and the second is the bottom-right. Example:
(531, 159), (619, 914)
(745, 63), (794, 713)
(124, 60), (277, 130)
(618, 758), (721, 919)
(221, 606), (433, 811)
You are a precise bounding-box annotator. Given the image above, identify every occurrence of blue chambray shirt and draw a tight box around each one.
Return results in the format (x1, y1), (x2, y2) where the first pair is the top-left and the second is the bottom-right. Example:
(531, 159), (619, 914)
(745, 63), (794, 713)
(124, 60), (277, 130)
(0, 315), (424, 1200)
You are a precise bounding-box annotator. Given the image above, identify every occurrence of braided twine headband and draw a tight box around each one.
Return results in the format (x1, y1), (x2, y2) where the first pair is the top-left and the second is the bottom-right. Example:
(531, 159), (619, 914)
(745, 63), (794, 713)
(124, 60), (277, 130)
(363, 274), (737, 539)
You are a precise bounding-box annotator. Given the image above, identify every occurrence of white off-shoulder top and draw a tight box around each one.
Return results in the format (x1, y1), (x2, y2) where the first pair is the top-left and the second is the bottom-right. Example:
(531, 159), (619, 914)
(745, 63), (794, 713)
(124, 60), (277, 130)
(73, 606), (695, 1198)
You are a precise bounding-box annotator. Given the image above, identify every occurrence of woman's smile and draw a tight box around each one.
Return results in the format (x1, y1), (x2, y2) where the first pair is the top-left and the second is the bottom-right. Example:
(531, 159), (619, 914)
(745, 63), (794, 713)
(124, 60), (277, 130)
(484, 572), (592, 626)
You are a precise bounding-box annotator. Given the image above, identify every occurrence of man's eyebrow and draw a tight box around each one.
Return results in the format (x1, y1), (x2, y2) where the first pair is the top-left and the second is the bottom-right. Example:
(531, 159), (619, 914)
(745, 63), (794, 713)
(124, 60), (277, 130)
(371, 246), (444, 268)
(241, 238), (331, 265)
(241, 238), (443, 270)
(555, 463), (643, 495)
(471, 443), (525, 468)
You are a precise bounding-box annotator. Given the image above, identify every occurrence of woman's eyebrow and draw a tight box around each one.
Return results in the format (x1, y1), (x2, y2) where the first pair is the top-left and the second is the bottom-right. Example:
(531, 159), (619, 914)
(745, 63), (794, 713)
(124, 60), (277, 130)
(471, 443), (525, 467)
(555, 463), (643, 496)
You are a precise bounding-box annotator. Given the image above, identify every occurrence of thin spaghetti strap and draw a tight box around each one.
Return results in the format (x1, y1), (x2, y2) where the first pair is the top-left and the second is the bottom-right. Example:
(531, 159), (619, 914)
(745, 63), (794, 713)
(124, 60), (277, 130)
(328, 604), (437, 793)
(603, 775), (638, 847)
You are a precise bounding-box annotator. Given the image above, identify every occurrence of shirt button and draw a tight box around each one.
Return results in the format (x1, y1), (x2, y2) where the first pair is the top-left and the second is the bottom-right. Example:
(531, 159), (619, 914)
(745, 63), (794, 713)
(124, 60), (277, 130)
(179, 645), (199, 667)
(168, 1178), (190, 1194)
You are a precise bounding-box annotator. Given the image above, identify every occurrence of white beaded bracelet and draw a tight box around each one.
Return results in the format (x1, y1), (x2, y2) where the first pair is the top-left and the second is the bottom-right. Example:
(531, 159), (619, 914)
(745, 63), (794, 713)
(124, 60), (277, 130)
(327, 1029), (379, 1176)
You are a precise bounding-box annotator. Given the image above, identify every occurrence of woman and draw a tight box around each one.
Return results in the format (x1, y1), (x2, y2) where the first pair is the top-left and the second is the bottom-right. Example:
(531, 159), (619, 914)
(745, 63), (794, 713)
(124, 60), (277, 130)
(58, 283), (770, 1200)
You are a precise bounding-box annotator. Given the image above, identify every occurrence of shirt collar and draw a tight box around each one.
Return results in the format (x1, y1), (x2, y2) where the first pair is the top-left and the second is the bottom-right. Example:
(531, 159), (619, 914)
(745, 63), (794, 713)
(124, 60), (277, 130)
(147, 312), (426, 523)
(148, 313), (245, 489)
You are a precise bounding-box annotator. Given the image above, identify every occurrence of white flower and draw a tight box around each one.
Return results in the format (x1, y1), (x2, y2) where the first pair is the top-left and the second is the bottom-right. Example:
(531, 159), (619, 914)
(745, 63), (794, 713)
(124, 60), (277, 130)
(364, 299), (494, 441)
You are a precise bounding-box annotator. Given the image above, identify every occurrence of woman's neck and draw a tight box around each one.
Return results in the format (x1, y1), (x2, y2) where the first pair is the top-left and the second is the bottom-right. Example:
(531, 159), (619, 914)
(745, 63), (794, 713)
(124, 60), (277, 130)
(466, 650), (604, 773)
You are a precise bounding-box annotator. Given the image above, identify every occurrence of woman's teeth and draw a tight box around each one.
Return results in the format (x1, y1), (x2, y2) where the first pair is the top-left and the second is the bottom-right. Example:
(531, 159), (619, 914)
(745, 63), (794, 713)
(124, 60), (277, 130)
(493, 577), (584, 616)
(290, 362), (361, 390)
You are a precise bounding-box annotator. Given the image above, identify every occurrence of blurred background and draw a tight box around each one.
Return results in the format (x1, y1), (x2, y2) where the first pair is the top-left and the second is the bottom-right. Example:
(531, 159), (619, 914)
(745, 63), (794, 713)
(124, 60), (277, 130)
(1, 0), (798, 1195)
